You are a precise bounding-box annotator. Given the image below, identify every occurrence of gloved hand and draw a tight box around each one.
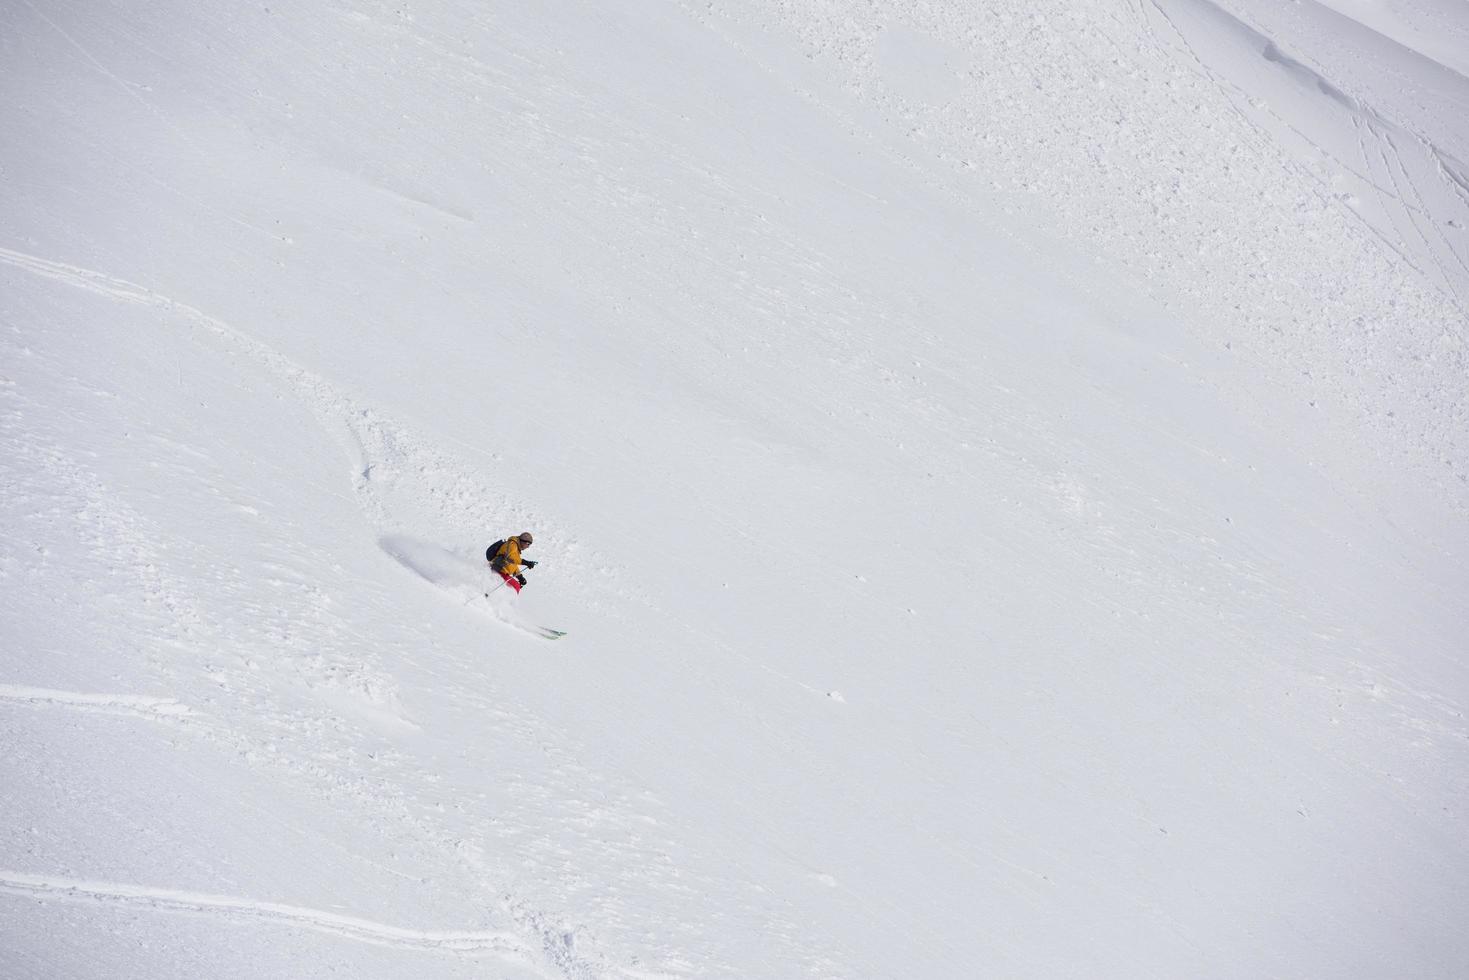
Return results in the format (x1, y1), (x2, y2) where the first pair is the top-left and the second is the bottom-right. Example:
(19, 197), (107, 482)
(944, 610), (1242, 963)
(522, 560), (537, 569)
(515, 573), (527, 586)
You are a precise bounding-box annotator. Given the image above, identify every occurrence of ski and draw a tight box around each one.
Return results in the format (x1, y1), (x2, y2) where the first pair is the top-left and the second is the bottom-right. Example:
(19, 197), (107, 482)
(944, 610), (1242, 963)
(481, 593), (564, 640)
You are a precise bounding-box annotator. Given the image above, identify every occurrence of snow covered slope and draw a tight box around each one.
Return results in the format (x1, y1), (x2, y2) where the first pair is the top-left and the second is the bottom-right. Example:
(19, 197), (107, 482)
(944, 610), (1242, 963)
(2, 1), (1466, 977)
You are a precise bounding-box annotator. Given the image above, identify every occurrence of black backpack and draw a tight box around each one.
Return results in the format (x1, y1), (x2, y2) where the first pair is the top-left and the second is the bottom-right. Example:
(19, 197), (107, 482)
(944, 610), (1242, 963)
(486, 539), (507, 571)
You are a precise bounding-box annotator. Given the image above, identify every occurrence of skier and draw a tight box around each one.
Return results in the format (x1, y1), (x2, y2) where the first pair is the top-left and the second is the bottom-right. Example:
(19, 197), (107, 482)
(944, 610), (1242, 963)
(486, 531), (536, 593)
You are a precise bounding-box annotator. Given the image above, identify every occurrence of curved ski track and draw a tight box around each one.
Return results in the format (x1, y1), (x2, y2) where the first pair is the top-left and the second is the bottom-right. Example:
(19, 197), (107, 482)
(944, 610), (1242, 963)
(0, 245), (622, 979)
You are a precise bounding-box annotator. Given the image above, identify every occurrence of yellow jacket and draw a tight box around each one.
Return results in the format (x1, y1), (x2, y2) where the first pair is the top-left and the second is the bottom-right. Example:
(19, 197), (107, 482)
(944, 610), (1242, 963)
(491, 538), (525, 576)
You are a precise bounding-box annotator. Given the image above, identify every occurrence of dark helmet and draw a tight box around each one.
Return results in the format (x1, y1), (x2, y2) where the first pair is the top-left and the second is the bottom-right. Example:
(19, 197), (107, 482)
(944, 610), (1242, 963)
(517, 531), (534, 547)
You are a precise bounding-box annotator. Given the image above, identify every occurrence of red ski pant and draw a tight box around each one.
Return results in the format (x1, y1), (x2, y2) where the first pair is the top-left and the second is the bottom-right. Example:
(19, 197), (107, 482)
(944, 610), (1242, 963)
(497, 570), (523, 593)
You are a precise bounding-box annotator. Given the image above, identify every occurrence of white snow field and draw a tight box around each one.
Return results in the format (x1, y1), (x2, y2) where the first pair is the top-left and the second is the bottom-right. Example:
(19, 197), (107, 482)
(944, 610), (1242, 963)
(2, 0), (1467, 976)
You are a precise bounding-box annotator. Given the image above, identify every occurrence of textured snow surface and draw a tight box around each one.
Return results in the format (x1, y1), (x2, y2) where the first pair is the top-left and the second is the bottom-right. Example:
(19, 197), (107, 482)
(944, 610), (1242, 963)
(2, 1), (1466, 978)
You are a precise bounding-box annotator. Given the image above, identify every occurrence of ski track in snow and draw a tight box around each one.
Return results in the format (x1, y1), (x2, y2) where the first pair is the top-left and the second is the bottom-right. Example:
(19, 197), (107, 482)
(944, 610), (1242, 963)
(1146, 0), (1469, 309)
(0, 244), (635, 980)
(0, 872), (545, 964)
(0, 244), (400, 530)
(0, 244), (622, 587)
(0, 684), (193, 722)
(6, 4), (1467, 974)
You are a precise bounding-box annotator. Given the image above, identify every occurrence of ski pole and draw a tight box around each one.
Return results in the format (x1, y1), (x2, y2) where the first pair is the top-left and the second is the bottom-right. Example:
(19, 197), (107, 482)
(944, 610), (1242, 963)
(483, 566), (531, 598)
